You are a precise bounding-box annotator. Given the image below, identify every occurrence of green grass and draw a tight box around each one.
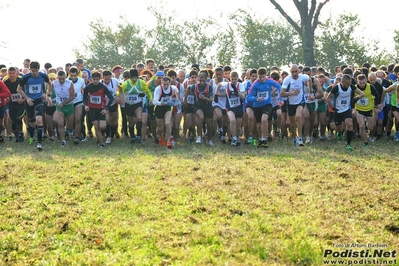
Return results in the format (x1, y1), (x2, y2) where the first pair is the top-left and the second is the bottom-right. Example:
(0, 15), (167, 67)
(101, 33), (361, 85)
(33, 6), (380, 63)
(1, 136), (399, 265)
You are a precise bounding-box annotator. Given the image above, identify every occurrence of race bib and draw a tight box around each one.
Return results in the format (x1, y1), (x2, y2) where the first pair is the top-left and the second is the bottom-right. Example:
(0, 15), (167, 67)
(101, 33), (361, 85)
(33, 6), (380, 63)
(11, 93), (21, 102)
(57, 96), (68, 104)
(340, 99), (348, 106)
(125, 94), (140, 104)
(357, 98), (369, 106)
(160, 96), (169, 103)
(229, 96), (240, 108)
(187, 95), (195, 105)
(257, 91), (269, 100)
(90, 95), (101, 105)
(28, 84), (41, 94)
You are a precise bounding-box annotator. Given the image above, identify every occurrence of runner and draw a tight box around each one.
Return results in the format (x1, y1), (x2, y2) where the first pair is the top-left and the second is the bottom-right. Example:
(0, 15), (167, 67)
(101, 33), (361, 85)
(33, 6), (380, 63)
(68, 66), (86, 144)
(182, 70), (200, 142)
(216, 71), (245, 146)
(17, 61), (51, 151)
(153, 76), (180, 148)
(326, 74), (365, 150)
(3, 67), (24, 142)
(44, 73), (57, 141)
(280, 64), (311, 147)
(183, 72), (213, 145)
(211, 67), (229, 143)
(367, 72), (384, 140)
(120, 69), (152, 144)
(301, 66), (323, 144)
(243, 68), (258, 144)
(247, 68), (281, 148)
(354, 74), (380, 146)
(316, 74), (330, 141)
(82, 71), (115, 148)
(47, 71), (75, 147)
(147, 71), (164, 142)
(0, 79), (11, 142)
(167, 69), (185, 142)
(101, 70), (120, 144)
(268, 71), (284, 140)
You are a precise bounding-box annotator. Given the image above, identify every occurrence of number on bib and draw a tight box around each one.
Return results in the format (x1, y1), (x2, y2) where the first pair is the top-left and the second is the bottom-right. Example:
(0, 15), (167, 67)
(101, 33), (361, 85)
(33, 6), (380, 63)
(229, 97), (240, 108)
(90, 95), (101, 105)
(357, 98), (369, 106)
(187, 95), (195, 105)
(28, 84), (41, 94)
(11, 93), (21, 102)
(257, 92), (269, 99)
(58, 96), (68, 103)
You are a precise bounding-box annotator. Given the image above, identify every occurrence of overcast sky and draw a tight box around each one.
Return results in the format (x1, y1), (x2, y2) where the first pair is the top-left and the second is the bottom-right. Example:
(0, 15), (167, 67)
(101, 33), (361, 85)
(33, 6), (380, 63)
(0, 0), (396, 69)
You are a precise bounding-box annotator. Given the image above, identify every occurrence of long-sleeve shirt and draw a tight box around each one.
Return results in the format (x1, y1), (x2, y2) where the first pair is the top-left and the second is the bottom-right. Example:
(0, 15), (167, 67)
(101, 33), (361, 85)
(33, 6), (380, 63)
(247, 78), (281, 108)
(83, 82), (114, 109)
(0, 81), (11, 107)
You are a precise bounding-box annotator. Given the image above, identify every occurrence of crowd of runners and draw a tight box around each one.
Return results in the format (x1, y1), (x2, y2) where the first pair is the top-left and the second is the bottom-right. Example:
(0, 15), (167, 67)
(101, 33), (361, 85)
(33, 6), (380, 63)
(0, 58), (397, 151)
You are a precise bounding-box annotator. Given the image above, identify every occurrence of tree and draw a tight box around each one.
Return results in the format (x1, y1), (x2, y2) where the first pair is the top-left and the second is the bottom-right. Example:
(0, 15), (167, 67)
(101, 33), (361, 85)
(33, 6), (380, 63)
(145, 6), (216, 68)
(74, 17), (146, 70)
(213, 24), (237, 67)
(393, 30), (399, 62)
(234, 9), (302, 69)
(269, 0), (330, 66)
(180, 18), (216, 67)
(145, 7), (187, 67)
(315, 13), (389, 72)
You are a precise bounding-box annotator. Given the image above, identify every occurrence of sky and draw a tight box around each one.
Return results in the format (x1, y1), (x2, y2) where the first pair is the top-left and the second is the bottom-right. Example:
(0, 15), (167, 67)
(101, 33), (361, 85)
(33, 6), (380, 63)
(0, 0), (397, 70)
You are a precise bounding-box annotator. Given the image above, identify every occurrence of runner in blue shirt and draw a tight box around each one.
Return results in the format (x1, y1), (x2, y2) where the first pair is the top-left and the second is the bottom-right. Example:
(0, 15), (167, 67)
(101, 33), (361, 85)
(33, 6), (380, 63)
(17, 61), (51, 151)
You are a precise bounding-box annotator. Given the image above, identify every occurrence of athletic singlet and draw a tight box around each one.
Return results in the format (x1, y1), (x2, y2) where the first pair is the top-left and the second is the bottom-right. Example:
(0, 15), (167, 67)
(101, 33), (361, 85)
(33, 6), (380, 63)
(70, 77), (85, 104)
(101, 78), (118, 106)
(333, 83), (352, 113)
(53, 79), (73, 105)
(123, 79), (143, 105)
(355, 83), (374, 111)
(226, 82), (243, 110)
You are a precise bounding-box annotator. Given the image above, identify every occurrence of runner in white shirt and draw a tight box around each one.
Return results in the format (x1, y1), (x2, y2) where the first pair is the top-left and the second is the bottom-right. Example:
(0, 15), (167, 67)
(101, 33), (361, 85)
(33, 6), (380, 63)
(68, 66), (85, 144)
(167, 69), (184, 144)
(153, 76), (180, 149)
(280, 64), (311, 147)
(47, 70), (75, 147)
(211, 67), (228, 143)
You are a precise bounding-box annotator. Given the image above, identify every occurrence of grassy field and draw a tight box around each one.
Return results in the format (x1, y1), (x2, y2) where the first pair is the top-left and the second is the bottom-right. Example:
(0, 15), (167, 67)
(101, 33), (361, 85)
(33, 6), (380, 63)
(0, 135), (398, 265)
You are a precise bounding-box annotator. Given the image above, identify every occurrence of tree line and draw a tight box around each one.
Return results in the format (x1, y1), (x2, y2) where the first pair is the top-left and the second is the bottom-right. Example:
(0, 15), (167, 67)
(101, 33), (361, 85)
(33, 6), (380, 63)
(75, 5), (398, 73)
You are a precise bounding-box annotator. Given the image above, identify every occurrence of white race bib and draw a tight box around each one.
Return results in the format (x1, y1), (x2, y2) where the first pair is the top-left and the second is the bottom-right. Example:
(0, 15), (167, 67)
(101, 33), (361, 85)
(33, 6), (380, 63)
(57, 96), (68, 104)
(357, 98), (369, 106)
(125, 94), (141, 104)
(90, 95), (101, 105)
(257, 91), (269, 100)
(229, 96), (240, 108)
(28, 84), (41, 94)
(160, 96), (169, 103)
(11, 93), (21, 102)
(187, 95), (195, 105)
(340, 99), (349, 107)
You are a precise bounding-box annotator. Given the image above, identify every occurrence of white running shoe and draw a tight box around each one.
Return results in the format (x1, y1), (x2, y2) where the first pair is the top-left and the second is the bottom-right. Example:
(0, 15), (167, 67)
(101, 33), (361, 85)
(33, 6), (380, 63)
(196, 136), (202, 144)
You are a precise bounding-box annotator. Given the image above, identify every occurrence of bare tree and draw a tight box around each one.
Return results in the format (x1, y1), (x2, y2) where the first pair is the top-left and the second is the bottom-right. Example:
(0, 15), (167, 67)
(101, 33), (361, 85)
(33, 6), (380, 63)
(269, 0), (330, 66)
